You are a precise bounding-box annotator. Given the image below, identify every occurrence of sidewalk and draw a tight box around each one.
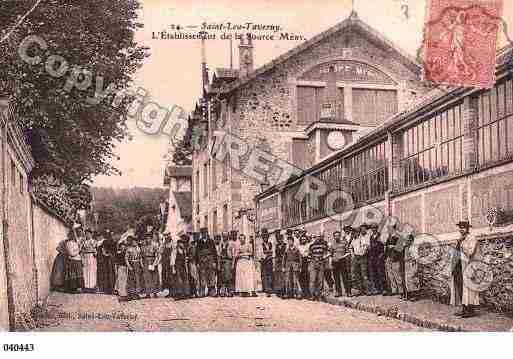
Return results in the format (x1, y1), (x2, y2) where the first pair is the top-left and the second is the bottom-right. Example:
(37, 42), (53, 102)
(324, 294), (513, 332)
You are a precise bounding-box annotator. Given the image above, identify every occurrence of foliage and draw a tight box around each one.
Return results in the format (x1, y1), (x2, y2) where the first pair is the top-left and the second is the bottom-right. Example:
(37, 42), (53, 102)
(0, 0), (149, 207)
(170, 117), (193, 166)
(31, 175), (75, 223)
(91, 187), (168, 235)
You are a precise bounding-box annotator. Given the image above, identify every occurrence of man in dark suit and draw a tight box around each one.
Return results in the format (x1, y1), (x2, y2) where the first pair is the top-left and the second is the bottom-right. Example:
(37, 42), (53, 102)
(260, 228), (274, 297)
(197, 228), (218, 297)
(274, 230), (287, 298)
(368, 224), (386, 295)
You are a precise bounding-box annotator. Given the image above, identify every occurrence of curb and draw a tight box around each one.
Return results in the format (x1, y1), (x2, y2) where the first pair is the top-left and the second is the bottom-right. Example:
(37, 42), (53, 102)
(324, 296), (464, 332)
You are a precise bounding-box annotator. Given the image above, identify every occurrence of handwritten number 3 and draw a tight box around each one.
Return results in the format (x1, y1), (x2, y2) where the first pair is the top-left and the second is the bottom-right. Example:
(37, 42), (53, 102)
(401, 5), (409, 19)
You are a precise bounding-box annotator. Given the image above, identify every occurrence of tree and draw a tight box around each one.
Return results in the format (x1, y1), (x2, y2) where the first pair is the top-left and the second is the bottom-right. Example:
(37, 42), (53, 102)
(91, 187), (167, 234)
(0, 0), (149, 188)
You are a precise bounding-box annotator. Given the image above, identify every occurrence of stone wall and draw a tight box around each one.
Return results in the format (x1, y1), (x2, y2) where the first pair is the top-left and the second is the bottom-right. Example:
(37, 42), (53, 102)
(232, 28), (421, 202)
(0, 225), (9, 331)
(418, 234), (513, 312)
(196, 22), (427, 236)
(5, 146), (36, 322)
(0, 114), (69, 330)
(32, 201), (69, 306)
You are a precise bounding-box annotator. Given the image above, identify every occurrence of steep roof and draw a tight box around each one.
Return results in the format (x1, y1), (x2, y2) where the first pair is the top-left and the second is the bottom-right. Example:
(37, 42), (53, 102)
(217, 12), (421, 95)
(163, 165), (192, 186)
(1, 98), (35, 172)
(166, 166), (192, 178)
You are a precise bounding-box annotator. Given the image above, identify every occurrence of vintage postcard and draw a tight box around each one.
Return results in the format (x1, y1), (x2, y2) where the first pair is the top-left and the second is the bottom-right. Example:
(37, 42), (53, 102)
(1, 0), (513, 355)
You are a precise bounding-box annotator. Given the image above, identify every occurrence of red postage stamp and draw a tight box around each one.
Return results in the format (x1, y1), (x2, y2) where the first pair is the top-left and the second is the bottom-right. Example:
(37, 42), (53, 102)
(423, 0), (504, 88)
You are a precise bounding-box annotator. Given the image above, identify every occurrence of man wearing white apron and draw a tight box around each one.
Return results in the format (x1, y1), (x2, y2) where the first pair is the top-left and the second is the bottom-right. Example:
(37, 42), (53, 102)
(450, 221), (481, 318)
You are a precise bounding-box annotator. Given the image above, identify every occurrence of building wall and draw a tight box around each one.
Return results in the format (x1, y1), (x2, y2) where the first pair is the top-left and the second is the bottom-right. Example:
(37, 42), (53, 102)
(32, 202), (69, 307)
(166, 192), (181, 238)
(255, 64), (513, 310)
(0, 101), (11, 331)
(195, 23), (427, 236)
(1, 100), (68, 330)
(0, 217), (9, 331)
(265, 160), (513, 311)
(226, 27), (424, 231)
(4, 140), (36, 321)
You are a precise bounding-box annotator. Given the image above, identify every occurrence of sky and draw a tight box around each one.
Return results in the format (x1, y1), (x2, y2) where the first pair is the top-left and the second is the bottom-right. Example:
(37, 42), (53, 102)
(92, 0), (513, 189)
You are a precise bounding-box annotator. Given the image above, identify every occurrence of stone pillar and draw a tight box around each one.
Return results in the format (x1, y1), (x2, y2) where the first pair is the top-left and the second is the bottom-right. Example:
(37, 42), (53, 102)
(462, 96), (478, 172)
(391, 131), (404, 192)
(343, 87), (353, 121)
(397, 81), (409, 113)
(278, 191), (284, 228)
(315, 130), (322, 164)
(323, 70), (338, 121)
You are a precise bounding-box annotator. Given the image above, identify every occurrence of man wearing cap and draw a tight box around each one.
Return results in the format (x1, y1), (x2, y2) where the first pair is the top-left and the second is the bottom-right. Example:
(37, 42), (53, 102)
(308, 234), (330, 301)
(214, 235), (223, 296)
(197, 229), (218, 297)
(350, 224), (372, 296)
(187, 232), (200, 297)
(368, 224), (386, 295)
(283, 236), (301, 299)
(321, 232), (335, 295)
(450, 221), (481, 318)
(332, 229), (352, 297)
(273, 231), (287, 298)
(293, 229), (301, 246)
(161, 233), (174, 298)
(384, 224), (404, 297)
(216, 233), (234, 297)
(260, 229), (274, 297)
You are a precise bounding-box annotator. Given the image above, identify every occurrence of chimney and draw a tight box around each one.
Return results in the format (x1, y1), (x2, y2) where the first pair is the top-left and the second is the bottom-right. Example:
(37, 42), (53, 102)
(228, 37), (234, 70)
(200, 32), (209, 92)
(238, 35), (254, 78)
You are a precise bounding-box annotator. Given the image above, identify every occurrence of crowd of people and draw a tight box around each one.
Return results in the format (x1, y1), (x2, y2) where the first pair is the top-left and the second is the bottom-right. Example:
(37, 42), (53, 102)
(49, 218), (480, 318)
(49, 220), (415, 303)
(50, 226), (118, 296)
(257, 223), (414, 301)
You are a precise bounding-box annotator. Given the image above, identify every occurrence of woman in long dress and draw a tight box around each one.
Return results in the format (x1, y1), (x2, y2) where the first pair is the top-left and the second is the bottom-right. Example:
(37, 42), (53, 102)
(50, 240), (67, 291)
(161, 234), (174, 298)
(235, 234), (257, 297)
(115, 242), (129, 302)
(97, 231), (117, 294)
(140, 232), (161, 298)
(63, 233), (84, 293)
(81, 230), (98, 293)
(125, 236), (143, 301)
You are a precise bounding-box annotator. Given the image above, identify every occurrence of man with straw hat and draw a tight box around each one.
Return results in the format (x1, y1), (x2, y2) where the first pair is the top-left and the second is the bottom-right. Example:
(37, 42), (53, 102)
(450, 220), (482, 318)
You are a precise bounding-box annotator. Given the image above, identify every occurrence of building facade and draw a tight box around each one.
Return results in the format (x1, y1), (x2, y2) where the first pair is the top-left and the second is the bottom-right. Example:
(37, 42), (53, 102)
(192, 13), (428, 236)
(163, 165), (193, 238)
(255, 46), (513, 311)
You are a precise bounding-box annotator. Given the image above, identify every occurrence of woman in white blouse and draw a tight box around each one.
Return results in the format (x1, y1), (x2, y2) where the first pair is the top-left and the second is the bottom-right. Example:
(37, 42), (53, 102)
(234, 234), (257, 297)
